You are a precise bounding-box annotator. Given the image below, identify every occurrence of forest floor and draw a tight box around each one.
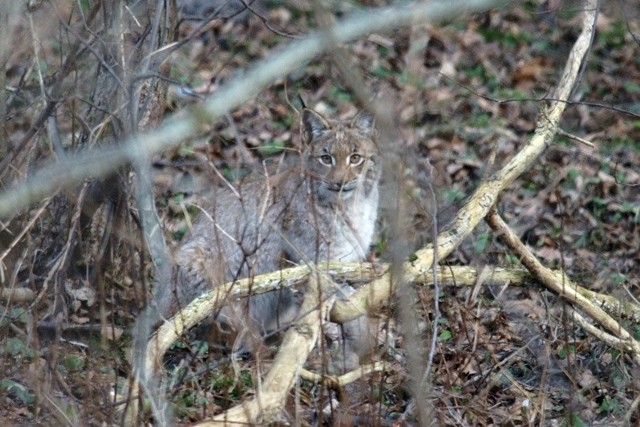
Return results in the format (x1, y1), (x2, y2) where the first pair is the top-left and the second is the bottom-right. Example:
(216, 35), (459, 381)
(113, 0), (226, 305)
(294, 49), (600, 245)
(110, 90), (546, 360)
(1, 1), (639, 425)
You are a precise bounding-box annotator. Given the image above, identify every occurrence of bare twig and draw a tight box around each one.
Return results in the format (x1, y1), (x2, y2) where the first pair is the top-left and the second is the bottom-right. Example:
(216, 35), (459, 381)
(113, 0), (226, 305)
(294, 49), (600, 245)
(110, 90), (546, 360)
(0, 199), (50, 266)
(556, 128), (595, 147)
(300, 361), (386, 387)
(440, 73), (640, 120)
(237, 0), (300, 39)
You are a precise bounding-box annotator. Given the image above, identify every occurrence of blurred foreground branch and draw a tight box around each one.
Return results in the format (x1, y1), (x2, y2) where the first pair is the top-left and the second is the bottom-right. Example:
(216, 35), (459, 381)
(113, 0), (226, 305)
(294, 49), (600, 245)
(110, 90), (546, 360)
(0, 0), (503, 220)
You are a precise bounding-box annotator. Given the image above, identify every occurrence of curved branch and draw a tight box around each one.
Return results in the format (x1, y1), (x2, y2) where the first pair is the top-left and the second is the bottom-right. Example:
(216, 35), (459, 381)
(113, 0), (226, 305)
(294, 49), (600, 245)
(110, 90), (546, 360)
(331, 0), (600, 322)
(120, 262), (640, 422)
(202, 274), (335, 426)
(486, 209), (640, 364)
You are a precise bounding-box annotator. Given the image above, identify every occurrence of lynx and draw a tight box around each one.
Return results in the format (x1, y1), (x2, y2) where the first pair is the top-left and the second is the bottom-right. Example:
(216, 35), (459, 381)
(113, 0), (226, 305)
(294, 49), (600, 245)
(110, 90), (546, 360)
(168, 108), (380, 367)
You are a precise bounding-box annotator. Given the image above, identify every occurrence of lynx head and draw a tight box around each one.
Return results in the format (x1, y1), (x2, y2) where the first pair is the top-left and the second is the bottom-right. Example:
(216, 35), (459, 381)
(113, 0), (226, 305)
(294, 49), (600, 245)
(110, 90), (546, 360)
(301, 109), (380, 204)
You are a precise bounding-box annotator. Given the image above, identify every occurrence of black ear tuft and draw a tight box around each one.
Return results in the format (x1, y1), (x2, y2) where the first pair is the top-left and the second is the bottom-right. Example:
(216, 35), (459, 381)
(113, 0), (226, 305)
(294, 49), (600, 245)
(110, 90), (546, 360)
(302, 109), (330, 144)
(351, 111), (375, 136)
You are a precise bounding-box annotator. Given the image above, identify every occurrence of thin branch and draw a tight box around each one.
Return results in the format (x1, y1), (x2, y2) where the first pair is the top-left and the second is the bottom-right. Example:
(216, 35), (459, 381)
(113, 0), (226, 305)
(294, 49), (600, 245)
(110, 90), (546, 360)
(556, 128), (595, 147)
(0, 2), (101, 180)
(237, 0), (301, 39)
(440, 73), (640, 119)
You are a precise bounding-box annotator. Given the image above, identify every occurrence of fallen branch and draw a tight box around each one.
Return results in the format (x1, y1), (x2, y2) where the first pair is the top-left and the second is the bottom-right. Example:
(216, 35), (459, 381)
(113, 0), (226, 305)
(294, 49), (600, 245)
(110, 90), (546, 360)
(120, 261), (640, 422)
(121, 263), (360, 424)
(331, 0), (599, 322)
(0, 288), (36, 303)
(137, 262), (640, 384)
(485, 209), (640, 365)
(199, 273), (336, 426)
(300, 361), (386, 388)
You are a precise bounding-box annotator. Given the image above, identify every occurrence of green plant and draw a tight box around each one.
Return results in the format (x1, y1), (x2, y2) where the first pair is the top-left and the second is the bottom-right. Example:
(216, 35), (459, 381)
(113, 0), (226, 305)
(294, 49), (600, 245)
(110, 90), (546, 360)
(222, 166), (249, 182)
(505, 253), (520, 265)
(63, 354), (86, 373)
(0, 379), (35, 405)
(599, 21), (626, 50)
(473, 232), (491, 253)
(557, 344), (576, 359)
(328, 86), (353, 103)
(209, 368), (253, 401)
(178, 145), (196, 157)
(256, 139), (286, 156)
(274, 113), (294, 129)
(443, 188), (465, 205)
(0, 308), (29, 328)
(2, 337), (36, 359)
(438, 329), (452, 342)
(371, 65), (393, 79)
(597, 395), (623, 415)
(560, 412), (587, 427)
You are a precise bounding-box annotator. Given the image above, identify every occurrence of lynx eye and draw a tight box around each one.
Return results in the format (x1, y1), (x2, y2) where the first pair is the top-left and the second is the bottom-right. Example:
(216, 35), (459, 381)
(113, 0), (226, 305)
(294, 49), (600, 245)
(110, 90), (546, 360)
(319, 154), (334, 166)
(349, 154), (363, 165)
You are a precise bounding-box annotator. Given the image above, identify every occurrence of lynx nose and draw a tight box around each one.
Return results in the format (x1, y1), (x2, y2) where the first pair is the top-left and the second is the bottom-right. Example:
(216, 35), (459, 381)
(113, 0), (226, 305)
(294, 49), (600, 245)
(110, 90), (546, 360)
(327, 181), (345, 192)
(326, 166), (353, 192)
(327, 178), (355, 192)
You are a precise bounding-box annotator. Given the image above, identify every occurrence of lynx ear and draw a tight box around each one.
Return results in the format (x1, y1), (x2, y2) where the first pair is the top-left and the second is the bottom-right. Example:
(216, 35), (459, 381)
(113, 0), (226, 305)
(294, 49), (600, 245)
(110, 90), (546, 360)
(302, 109), (330, 144)
(351, 111), (375, 136)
